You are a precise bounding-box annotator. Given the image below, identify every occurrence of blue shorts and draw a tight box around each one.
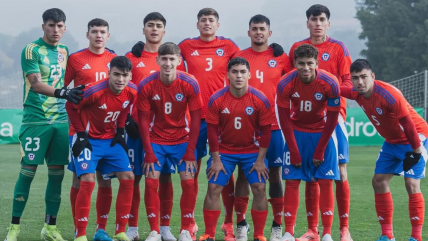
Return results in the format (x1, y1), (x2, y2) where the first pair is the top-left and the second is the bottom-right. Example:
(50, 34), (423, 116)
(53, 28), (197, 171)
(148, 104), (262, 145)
(267, 130), (285, 168)
(71, 138), (132, 178)
(207, 153), (268, 186)
(196, 120), (208, 160)
(147, 142), (196, 174)
(282, 130), (340, 182)
(375, 136), (428, 179)
(127, 136), (144, 176)
(336, 115), (349, 164)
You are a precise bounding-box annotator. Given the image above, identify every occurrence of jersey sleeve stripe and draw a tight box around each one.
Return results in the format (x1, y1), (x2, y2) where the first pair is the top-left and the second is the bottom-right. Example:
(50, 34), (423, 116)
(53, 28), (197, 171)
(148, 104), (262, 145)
(83, 80), (109, 98)
(319, 72), (339, 96)
(178, 73), (200, 94)
(217, 36), (240, 48)
(25, 43), (37, 60)
(137, 73), (158, 92)
(127, 82), (138, 91)
(69, 48), (86, 56)
(328, 38), (351, 57)
(249, 87), (271, 109)
(178, 37), (195, 46)
(375, 85), (396, 105)
(277, 71), (298, 94)
(208, 87), (229, 107)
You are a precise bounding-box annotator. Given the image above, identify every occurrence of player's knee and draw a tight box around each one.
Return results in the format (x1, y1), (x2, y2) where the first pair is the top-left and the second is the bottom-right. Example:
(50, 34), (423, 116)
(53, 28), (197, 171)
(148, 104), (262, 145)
(250, 183), (266, 196)
(338, 164), (348, 181)
(159, 173), (172, 183)
(207, 183), (223, 197)
(116, 171), (135, 180)
(405, 177), (421, 194)
(72, 174), (81, 188)
(371, 175), (389, 191)
(80, 173), (95, 182)
(98, 179), (111, 188)
(22, 164), (38, 171)
(268, 167), (281, 182)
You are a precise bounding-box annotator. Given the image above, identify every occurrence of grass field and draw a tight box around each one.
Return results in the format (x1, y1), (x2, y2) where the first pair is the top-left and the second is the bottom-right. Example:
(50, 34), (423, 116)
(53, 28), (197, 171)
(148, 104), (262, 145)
(0, 145), (426, 241)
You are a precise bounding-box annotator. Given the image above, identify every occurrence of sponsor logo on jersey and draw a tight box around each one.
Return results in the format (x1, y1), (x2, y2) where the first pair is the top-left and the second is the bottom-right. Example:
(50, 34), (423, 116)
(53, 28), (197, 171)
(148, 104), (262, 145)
(58, 52), (65, 62)
(107, 63), (110, 69)
(322, 52), (330, 61)
(28, 153), (35, 161)
(245, 106), (254, 115)
(216, 48), (225, 56)
(152, 94), (161, 100)
(376, 107), (383, 115)
(136, 61), (145, 68)
(80, 162), (89, 170)
(268, 59), (277, 68)
(221, 108), (230, 114)
(122, 100), (130, 109)
(291, 92), (300, 98)
(314, 92), (323, 100)
(175, 93), (184, 102)
(99, 103), (107, 109)
(191, 50), (199, 56)
(283, 167), (289, 175)
(82, 63), (91, 70)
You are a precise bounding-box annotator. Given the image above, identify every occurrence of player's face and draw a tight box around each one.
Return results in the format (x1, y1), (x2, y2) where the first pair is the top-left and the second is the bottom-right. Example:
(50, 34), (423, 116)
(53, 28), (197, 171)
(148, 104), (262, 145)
(294, 57), (318, 83)
(307, 13), (330, 38)
(197, 15), (219, 36)
(157, 54), (181, 76)
(227, 64), (250, 90)
(42, 20), (66, 45)
(108, 67), (132, 94)
(143, 20), (165, 44)
(248, 22), (272, 46)
(351, 69), (375, 96)
(86, 26), (110, 49)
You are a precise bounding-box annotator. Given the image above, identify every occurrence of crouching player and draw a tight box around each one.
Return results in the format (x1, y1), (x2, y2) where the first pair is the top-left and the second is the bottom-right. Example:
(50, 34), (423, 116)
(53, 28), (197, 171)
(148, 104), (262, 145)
(66, 56), (137, 241)
(199, 57), (271, 241)
(342, 59), (426, 241)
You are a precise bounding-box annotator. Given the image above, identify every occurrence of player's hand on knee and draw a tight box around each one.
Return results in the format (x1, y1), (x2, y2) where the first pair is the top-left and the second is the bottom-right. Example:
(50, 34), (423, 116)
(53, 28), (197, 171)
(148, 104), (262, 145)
(182, 160), (197, 177)
(143, 153), (159, 177)
(72, 132), (92, 157)
(131, 41), (145, 57)
(250, 161), (269, 182)
(207, 161), (226, 181)
(111, 128), (128, 152)
(55, 84), (85, 104)
(125, 114), (139, 139)
(313, 158), (323, 167)
(403, 151), (422, 171)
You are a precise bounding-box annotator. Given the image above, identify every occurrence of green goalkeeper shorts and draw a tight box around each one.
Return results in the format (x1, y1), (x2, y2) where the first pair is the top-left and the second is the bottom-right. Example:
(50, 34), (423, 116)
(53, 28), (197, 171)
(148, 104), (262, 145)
(19, 123), (69, 166)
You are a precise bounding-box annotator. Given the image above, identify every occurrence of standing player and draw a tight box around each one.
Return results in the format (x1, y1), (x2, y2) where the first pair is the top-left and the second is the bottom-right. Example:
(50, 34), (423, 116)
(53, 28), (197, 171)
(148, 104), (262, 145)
(4, 8), (84, 241)
(287, 4), (353, 241)
(342, 59), (426, 241)
(124, 12), (185, 241)
(137, 42), (202, 241)
(232, 14), (291, 241)
(178, 8), (240, 240)
(66, 56), (137, 241)
(199, 57), (271, 241)
(65, 18), (117, 241)
(277, 44), (340, 241)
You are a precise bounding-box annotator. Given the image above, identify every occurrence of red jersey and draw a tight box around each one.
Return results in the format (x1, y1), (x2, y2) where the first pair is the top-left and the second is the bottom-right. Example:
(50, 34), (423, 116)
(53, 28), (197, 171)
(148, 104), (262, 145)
(69, 79), (137, 139)
(179, 36), (240, 118)
(289, 37), (351, 120)
(137, 71), (203, 145)
(276, 69), (341, 133)
(233, 47), (292, 130)
(347, 80), (428, 144)
(206, 86), (272, 154)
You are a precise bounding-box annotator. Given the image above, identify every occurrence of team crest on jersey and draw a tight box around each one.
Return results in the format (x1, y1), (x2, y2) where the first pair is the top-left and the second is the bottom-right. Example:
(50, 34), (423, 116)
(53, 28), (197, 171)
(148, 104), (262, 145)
(216, 48), (225, 56)
(28, 153), (35, 161)
(376, 107), (383, 115)
(80, 162), (89, 170)
(268, 59), (277, 68)
(284, 168), (290, 175)
(334, 99), (340, 105)
(175, 93), (184, 102)
(245, 106), (254, 115)
(322, 53), (330, 61)
(314, 92), (323, 100)
(57, 52), (65, 62)
(122, 100), (130, 109)
(107, 63), (111, 70)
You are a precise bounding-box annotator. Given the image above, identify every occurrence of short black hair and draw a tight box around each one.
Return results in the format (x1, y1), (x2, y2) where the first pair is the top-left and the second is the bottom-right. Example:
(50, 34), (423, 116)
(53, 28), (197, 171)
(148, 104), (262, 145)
(294, 44), (318, 60)
(227, 57), (250, 71)
(158, 42), (181, 56)
(306, 4), (330, 20)
(110, 56), (132, 73)
(87, 18), (109, 31)
(42, 8), (66, 24)
(144, 12), (166, 27)
(350, 59), (373, 73)
(197, 8), (219, 21)
(249, 14), (270, 27)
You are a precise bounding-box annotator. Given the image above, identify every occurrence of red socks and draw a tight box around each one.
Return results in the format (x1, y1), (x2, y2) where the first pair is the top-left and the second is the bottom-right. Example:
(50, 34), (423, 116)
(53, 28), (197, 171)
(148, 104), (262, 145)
(335, 180), (350, 229)
(251, 209), (268, 239)
(70, 186), (79, 228)
(128, 184), (140, 227)
(115, 179), (133, 234)
(75, 181), (95, 237)
(375, 192), (394, 239)
(96, 186), (112, 231)
(283, 180), (300, 235)
(221, 174), (235, 224)
(409, 193), (425, 240)
(269, 197), (284, 225)
(203, 209), (221, 237)
(318, 179), (334, 236)
(181, 179), (196, 232)
(145, 178), (160, 233)
(305, 181), (319, 233)
(160, 182), (174, 226)
(235, 196), (249, 223)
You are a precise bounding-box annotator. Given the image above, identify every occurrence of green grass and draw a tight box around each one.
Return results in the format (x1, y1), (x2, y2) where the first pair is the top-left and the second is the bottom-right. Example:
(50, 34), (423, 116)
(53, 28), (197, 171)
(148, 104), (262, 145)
(0, 145), (426, 240)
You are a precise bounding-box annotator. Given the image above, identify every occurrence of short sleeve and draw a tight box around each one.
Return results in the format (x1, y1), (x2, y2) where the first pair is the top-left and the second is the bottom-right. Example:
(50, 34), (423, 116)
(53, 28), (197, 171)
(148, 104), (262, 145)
(21, 44), (40, 77)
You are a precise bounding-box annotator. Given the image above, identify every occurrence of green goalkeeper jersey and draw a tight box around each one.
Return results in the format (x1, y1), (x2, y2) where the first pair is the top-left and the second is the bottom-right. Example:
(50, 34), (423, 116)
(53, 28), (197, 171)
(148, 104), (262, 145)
(21, 38), (69, 125)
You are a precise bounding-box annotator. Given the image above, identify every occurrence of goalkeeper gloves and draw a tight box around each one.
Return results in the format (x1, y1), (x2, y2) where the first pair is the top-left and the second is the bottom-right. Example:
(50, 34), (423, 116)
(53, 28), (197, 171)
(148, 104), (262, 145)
(54, 84), (85, 104)
(125, 114), (139, 140)
(111, 128), (128, 152)
(72, 132), (92, 157)
(131, 41), (145, 57)
(403, 151), (422, 172)
(270, 43), (284, 57)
